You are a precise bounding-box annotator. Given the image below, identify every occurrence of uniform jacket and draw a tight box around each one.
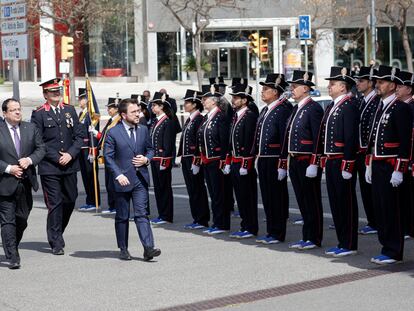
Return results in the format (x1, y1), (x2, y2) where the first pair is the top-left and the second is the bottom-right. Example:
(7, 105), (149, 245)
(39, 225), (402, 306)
(358, 93), (380, 150)
(252, 98), (293, 158)
(0, 121), (46, 195)
(178, 111), (204, 158)
(150, 115), (175, 167)
(31, 102), (85, 175)
(104, 122), (154, 192)
(78, 109), (99, 148)
(197, 108), (230, 162)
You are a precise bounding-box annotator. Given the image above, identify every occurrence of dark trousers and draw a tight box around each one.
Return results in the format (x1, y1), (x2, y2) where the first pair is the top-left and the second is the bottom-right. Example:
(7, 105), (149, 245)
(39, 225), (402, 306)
(41, 173), (78, 250)
(114, 178), (154, 250)
(289, 157), (323, 246)
(356, 152), (376, 229)
(325, 158), (358, 250)
(224, 174), (235, 212)
(230, 162), (258, 235)
(151, 162), (173, 222)
(0, 181), (32, 259)
(258, 157), (288, 241)
(204, 160), (230, 230)
(181, 157), (210, 226)
(400, 173), (414, 236)
(79, 148), (101, 206)
(104, 165), (116, 209)
(372, 160), (404, 260)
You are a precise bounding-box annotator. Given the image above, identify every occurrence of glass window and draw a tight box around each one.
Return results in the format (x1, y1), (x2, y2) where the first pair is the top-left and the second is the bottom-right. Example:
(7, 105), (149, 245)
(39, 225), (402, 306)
(376, 27), (390, 67)
(157, 32), (179, 81)
(334, 28), (365, 69)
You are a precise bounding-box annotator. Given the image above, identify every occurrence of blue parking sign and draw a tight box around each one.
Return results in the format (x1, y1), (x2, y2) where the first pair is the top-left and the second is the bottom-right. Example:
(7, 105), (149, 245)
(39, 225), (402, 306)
(299, 15), (311, 40)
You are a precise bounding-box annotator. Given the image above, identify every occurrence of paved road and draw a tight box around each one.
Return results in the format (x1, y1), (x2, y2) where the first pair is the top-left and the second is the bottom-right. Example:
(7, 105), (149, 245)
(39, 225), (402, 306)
(0, 167), (413, 310)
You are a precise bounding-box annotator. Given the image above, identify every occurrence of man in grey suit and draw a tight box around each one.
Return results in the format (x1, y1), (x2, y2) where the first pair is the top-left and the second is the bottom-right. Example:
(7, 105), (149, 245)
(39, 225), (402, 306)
(104, 98), (161, 261)
(0, 99), (46, 269)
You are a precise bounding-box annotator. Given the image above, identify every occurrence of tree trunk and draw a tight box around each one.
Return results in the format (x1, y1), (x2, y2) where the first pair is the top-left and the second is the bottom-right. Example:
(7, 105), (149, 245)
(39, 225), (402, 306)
(194, 33), (203, 90)
(402, 27), (413, 72)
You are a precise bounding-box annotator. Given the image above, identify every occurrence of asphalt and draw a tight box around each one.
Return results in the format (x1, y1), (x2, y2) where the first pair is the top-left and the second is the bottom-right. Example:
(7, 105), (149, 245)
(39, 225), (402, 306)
(0, 167), (412, 311)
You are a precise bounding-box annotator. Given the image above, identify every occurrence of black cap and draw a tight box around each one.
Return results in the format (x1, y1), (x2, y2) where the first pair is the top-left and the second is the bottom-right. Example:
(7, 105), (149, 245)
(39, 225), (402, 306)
(395, 70), (414, 86)
(131, 94), (148, 106)
(259, 73), (288, 92)
(78, 88), (87, 98)
(39, 78), (61, 92)
(286, 70), (315, 87)
(325, 66), (356, 85)
(373, 65), (400, 83)
(183, 89), (203, 110)
(229, 83), (253, 102)
(151, 92), (171, 108)
(106, 97), (119, 108)
(354, 66), (377, 81)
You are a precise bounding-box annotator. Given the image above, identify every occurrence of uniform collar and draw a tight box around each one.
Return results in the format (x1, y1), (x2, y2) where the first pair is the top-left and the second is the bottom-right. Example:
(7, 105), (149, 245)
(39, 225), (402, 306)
(297, 96), (311, 109)
(156, 112), (166, 120)
(364, 89), (376, 103)
(266, 98), (280, 111)
(189, 110), (200, 121)
(333, 93), (347, 106)
(207, 106), (219, 119)
(382, 93), (397, 107)
(236, 106), (248, 118)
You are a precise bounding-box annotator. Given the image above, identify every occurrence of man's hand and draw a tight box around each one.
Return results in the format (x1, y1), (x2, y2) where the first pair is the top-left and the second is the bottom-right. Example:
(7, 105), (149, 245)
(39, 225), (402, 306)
(59, 152), (72, 166)
(88, 125), (99, 137)
(18, 157), (32, 170)
(132, 155), (148, 167)
(9, 165), (23, 178)
(117, 175), (130, 186)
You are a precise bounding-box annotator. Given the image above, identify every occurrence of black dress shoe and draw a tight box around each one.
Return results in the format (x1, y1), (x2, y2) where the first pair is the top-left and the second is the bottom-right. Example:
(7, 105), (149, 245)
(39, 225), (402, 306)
(9, 255), (21, 270)
(119, 249), (131, 261)
(52, 248), (65, 255)
(143, 247), (161, 261)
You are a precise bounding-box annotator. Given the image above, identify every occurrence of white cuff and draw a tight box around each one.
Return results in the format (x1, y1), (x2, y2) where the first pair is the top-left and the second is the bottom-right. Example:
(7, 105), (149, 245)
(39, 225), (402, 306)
(5, 165), (11, 174)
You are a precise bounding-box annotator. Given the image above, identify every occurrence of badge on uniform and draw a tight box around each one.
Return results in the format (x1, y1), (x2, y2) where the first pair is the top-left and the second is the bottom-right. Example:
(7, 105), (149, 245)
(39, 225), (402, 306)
(65, 112), (73, 127)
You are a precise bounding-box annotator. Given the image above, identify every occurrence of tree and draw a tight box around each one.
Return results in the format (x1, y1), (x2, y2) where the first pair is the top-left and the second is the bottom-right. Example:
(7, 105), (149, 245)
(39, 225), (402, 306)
(159, 0), (244, 89)
(377, 0), (413, 71)
(26, 0), (134, 104)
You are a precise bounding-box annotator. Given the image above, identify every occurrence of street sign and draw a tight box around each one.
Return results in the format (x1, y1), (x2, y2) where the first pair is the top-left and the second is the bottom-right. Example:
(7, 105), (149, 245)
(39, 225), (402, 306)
(1, 33), (28, 60)
(298, 15), (311, 40)
(1, 2), (26, 19)
(1, 18), (26, 34)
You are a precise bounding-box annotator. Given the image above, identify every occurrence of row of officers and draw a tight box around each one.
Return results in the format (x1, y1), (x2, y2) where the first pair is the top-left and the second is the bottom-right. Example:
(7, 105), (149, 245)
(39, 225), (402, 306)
(1, 64), (413, 269)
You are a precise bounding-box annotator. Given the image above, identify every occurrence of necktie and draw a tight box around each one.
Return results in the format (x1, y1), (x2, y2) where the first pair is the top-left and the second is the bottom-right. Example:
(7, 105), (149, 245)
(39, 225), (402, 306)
(129, 127), (136, 145)
(12, 126), (20, 157)
(55, 107), (61, 122)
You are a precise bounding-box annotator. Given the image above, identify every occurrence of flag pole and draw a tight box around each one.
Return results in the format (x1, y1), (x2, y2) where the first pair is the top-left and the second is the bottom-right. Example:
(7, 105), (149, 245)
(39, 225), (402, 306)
(85, 59), (100, 213)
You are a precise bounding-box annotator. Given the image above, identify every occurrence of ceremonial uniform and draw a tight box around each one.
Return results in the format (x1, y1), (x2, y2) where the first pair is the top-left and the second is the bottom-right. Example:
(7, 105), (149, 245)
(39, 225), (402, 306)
(178, 90), (210, 228)
(253, 74), (292, 242)
(313, 67), (359, 254)
(354, 67), (381, 233)
(228, 84), (258, 237)
(150, 92), (175, 223)
(31, 79), (84, 252)
(281, 70), (324, 247)
(367, 66), (412, 262)
(77, 88), (100, 209)
(198, 85), (230, 232)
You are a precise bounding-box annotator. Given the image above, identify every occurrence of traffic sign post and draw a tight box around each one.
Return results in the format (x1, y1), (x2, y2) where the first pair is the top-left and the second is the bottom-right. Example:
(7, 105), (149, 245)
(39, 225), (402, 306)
(299, 15), (311, 72)
(1, 0), (28, 100)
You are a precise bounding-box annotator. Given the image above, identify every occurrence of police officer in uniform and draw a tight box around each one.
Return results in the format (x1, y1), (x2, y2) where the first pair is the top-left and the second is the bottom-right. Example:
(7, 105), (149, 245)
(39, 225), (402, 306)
(198, 84), (231, 235)
(31, 78), (84, 255)
(227, 84), (259, 239)
(394, 70), (414, 239)
(149, 92), (175, 225)
(281, 70), (324, 250)
(252, 74), (293, 244)
(365, 65), (412, 264)
(354, 66), (380, 235)
(179, 90), (210, 229)
(313, 67), (359, 257)
(77, 88), (100, 211)
(91, 97), (121, 214)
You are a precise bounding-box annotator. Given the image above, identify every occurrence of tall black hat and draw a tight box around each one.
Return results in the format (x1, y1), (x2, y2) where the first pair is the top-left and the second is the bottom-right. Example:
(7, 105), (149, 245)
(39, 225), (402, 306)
(201, 84), (222, 97)
(183, 89), (203, 110)
(131, 94), (148, 107)
(229, 83), (253, 102)
(150, 92), (171, 108)
(373, 65), (400, 83)
(259, 73), (289, 93)
(287, 70), (315, 87)
(106, 97), (119, 108)
(353, 66), (378, 81)
(78, 88), (87, 98)
(325, 66), (356, 85)
(395, 70), (414, 86)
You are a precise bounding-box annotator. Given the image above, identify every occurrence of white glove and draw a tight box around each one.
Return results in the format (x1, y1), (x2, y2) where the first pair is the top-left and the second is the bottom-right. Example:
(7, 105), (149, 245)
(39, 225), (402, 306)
(342, 171), (352, 180)
(305, 164), (318, 178)
(88, 125), (98, 137)
(191, 164), (200, 175)
(160, 165), (167, 171)
(390, 171), (403, 187)
(239, 167), (248, 176)
(222, 164), (231, 175)
(365, 165), (372, 184)
(277, 168), (287, 180)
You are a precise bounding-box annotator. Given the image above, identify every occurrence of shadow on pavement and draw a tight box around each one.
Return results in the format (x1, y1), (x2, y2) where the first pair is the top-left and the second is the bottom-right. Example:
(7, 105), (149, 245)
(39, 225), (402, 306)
(19, 241), (51, 254)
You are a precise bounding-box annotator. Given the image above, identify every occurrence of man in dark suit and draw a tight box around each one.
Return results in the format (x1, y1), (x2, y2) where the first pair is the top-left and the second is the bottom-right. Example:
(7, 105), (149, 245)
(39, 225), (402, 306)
(0, 98), (46, 269)
(31, 78), (85, 255)
(104, 98), (161, 261)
